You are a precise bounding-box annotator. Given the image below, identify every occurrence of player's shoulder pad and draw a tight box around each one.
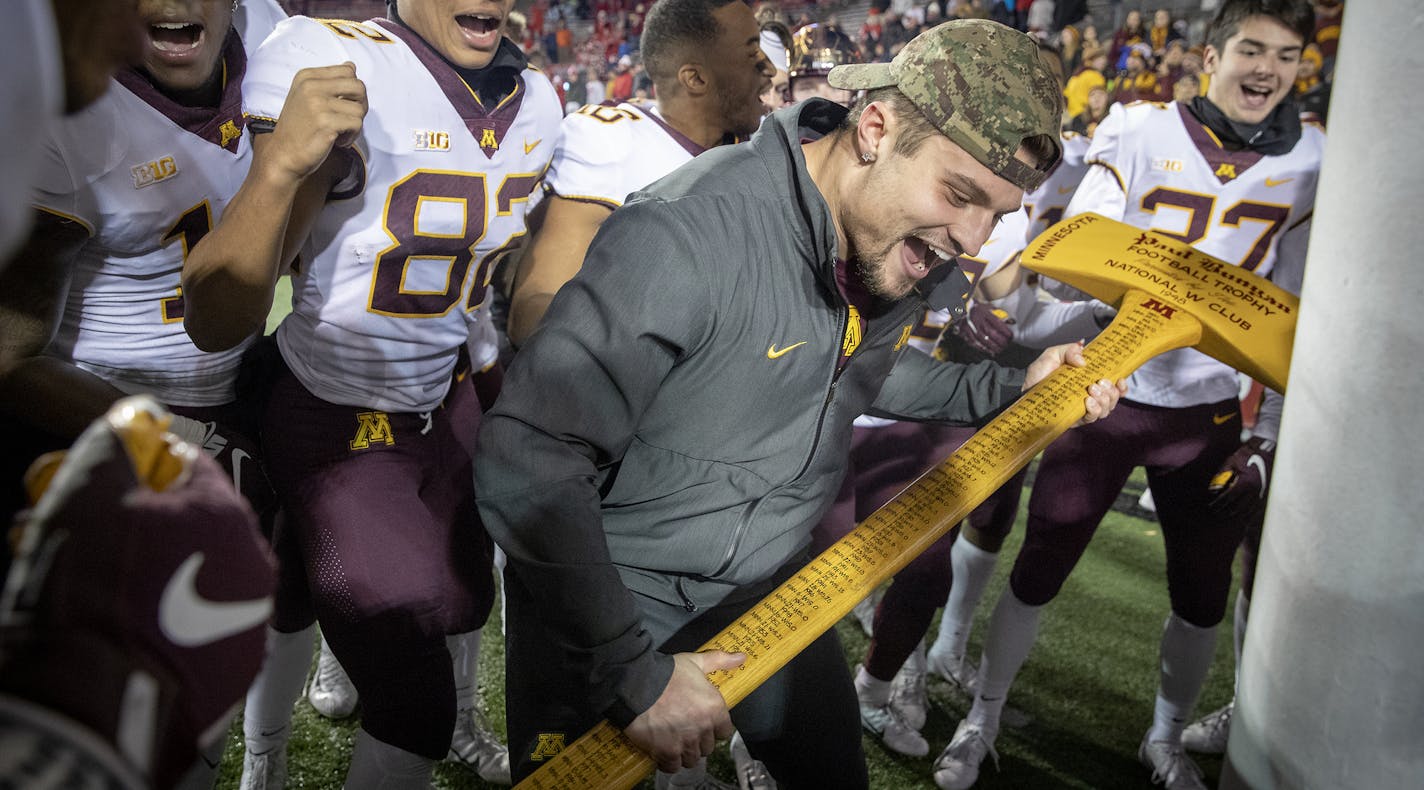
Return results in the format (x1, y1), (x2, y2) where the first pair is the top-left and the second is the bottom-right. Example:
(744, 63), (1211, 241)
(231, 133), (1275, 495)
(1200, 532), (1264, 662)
(233, 0), (287, 55)
(517, 66), (565, 118)
(553, 102), (652, 169)
(1095, 99), (1159, 142)
(242, 15), (367, 124)
(1058, 129), (1092, 165)
(252, 15), (387, 68)
(1118, 99), (1173, 120)
(42, 85), (137, 183)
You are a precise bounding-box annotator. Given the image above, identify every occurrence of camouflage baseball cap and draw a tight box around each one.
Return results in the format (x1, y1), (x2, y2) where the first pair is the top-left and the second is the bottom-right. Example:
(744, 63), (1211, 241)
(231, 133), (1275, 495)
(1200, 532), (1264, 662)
(827, 20), (1063, 191)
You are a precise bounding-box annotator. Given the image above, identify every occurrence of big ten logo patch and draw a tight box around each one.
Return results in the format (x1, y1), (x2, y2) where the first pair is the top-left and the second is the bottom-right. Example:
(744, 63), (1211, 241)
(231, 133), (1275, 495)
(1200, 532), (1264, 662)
(349, 411), (395, 450)
(132, 156), (179, 189)
(414, 129), (451, 152)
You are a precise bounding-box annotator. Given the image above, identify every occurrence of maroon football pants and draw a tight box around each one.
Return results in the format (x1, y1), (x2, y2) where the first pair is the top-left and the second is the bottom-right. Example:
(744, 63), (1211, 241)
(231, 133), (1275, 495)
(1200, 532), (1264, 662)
(262, 364), (495, 758)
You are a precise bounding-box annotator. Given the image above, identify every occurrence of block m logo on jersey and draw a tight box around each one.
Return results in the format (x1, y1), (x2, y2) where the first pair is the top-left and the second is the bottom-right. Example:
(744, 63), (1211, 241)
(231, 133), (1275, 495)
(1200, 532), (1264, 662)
(1140, 298), (1177, 319)
(219, 120), (243, 149)
(478, 127), (500, 152)
(349, 411), (396, 450)
(529, 732), (566, 761)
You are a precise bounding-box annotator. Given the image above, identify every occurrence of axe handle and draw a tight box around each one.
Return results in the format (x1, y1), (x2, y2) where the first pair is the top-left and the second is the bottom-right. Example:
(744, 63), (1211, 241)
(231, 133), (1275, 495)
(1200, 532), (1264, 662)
(516, 289), (1203, 789)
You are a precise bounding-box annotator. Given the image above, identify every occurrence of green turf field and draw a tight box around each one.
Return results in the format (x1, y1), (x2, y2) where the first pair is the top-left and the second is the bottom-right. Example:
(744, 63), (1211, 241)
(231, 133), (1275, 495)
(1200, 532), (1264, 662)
(212, 450), (1238, 788)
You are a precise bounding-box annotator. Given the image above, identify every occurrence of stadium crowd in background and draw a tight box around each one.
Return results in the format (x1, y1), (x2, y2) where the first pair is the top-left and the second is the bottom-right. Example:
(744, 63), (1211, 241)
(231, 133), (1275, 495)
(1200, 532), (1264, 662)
(512, 0), (1344, 129)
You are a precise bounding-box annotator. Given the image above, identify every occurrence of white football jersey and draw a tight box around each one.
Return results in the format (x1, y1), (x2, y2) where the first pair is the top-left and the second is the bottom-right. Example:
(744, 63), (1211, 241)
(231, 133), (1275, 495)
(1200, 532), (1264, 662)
(1023, 130), (1091, 244)
(32, 0), (286, 407)
(1, 0), (63, 262)
(244, 17), (562, 412)
(1066, 100), (1323, 407)
(547, 101), (712, 207)
(855, 207), (1031, 429)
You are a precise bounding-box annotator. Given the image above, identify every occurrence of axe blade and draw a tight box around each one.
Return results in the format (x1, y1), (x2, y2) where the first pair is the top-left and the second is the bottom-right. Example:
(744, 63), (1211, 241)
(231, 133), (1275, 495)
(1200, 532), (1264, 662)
(1022, 213), (1298, 394)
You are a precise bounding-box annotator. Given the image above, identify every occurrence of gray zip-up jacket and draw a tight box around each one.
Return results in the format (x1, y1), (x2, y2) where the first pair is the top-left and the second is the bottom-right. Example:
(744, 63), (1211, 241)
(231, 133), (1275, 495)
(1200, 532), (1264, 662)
(475, 100), (1026, 724)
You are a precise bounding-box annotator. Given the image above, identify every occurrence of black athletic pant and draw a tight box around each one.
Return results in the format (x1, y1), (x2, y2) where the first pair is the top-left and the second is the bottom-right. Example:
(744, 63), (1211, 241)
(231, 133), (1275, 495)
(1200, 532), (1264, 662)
(503, 560), (868, 788)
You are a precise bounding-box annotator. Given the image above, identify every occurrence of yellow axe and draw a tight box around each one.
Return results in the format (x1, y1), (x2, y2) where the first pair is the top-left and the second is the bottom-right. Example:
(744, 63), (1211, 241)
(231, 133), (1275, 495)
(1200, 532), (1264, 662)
(515, 212), (1298, 789)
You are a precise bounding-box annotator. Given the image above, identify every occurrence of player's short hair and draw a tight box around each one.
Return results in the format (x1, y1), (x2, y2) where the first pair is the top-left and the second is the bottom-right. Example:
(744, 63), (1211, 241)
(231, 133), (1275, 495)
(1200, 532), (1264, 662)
(641, 0), (742, 85)
(1205, 0), (1314, 52)
(843, 87), (1057, 174)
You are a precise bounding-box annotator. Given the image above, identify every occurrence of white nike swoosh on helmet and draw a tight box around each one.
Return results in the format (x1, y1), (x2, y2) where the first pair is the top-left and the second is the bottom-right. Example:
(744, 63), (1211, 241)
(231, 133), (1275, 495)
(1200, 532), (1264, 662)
(1247, 454), (1269, 498)
(159, 553), (272, 647)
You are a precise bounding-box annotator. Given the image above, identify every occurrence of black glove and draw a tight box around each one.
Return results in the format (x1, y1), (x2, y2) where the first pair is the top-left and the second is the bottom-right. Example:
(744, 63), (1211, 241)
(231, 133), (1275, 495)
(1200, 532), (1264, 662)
(1206, 435), (1276, 523)
(949, 303), (1014, 357)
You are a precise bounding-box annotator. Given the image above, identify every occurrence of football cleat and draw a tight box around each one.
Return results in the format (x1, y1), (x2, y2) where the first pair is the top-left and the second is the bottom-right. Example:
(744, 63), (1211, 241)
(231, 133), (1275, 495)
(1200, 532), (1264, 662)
(932, 720), (999, 790)
(858, 700), (929, 757)
(889, 645), (929, 731)
(1139, 735), (1208, 790)
(305, 636), (358, 719)
(729, 730), (777, 790)
(239, 745), (287, 790)
(1181, 701), (1233, 754)
(448, 707), (511, 784)
(927, 649), (978, 696)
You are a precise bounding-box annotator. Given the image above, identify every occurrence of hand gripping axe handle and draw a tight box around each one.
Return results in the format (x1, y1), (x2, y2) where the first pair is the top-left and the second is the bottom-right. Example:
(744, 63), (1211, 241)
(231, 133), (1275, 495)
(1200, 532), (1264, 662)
(515, 213), (1299, 789)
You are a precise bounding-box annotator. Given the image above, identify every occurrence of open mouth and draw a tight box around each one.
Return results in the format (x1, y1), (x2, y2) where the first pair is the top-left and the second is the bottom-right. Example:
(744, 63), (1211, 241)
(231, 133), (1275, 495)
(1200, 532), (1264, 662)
(148, 20), (205, 57)
(901, 236), (954, 280)
(456, 13), (502, 47)
(1239, 83), (1275, 110)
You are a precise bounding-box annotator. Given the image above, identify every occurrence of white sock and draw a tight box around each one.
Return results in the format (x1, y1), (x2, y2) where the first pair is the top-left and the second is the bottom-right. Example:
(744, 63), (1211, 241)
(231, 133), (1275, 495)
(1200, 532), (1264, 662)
(1232, 591), (1251, 692)
(854, 665), (892, 706)
(447, 629), (482, 712)
(1148, 613), (1217, 743)
(345, 728), (435, 790)
(931, 537), (999, 660)
(494, 546), (508, 633)
(967, 589), (1042, 733)
(243, 624), (319, 754)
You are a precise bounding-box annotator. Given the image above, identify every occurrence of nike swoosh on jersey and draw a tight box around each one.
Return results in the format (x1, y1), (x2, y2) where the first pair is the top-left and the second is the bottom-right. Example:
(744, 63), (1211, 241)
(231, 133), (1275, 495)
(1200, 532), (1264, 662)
(1264, 177), (1294, 187)
(1212, 412), (1237, 424)
(159, 553), (273, 647)
(1247, 454), (1269, 495)
(524, 138), (542, 154)
(767, 342), (807, 359)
